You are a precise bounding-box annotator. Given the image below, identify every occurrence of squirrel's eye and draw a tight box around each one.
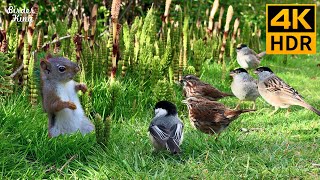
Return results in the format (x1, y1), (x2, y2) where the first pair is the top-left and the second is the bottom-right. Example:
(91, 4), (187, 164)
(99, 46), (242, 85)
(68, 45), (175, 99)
(58, 66), (66, 72)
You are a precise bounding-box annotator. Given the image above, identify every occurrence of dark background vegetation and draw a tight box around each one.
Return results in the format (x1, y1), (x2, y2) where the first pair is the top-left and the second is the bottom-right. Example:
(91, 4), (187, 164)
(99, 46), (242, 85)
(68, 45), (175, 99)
(3, 0), (317, 39)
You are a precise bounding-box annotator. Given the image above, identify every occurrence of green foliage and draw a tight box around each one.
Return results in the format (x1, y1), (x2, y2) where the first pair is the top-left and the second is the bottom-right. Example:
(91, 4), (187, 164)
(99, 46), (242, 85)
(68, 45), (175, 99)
(0, 53), (13, 95)
(152, 78), (175, 103)
(193, 39), (206, 75)
(94, 113), (111, 147)
(22, 36), (29, 93)
(27, 54), (37, 105)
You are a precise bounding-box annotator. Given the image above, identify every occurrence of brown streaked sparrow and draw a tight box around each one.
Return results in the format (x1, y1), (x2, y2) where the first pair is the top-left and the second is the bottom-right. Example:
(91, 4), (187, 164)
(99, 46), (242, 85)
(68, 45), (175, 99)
(149, 101), (184, 154)
(236, 44), (266, 69)
(255, 67), (320, 116)
(180, 74), (233, 101)
(182, 96), (255, 138)
(230, 68), (260, 109)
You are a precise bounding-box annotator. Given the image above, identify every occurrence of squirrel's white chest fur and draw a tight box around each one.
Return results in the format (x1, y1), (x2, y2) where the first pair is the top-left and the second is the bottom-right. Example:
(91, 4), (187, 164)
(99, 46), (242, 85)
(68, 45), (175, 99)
(50, 80), (94, 137)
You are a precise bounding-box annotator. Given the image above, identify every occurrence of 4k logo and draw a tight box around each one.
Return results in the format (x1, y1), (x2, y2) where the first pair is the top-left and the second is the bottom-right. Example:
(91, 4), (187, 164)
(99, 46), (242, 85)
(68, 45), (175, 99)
(266, 4), (316, 54)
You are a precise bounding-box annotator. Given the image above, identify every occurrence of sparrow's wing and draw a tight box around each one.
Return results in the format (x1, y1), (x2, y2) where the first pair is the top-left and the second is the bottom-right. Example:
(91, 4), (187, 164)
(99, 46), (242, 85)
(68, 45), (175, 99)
(149, 124), (169, 146)
(193, 101), (227, 123)
(249, 48), (258, 55)
(197, 84), (232, 100)
(264, 75), (304, 101)
(166, 123), (183, 154)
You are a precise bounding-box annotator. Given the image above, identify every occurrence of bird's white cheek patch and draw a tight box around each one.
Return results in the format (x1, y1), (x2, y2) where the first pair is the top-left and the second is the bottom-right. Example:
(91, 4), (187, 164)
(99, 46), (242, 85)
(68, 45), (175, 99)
(154, 108), (168, 118)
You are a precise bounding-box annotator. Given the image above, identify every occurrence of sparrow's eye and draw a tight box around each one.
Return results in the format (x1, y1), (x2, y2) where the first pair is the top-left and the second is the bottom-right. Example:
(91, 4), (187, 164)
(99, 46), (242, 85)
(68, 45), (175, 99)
(58, 66), (66, 72)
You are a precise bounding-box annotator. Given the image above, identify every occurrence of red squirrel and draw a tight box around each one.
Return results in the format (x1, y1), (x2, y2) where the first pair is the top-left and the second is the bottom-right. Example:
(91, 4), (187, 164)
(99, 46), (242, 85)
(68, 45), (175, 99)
(40, 54), (94, 137)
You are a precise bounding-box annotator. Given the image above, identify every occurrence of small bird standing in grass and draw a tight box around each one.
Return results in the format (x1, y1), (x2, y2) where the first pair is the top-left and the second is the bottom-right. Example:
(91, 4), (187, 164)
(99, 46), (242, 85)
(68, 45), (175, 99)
(149, 101), (184, 154)
(230, 68), (259, 109)
(236, 44), (266, 69)
(182, 96), (255, 139)
(180, 74), (233, 101)
(255, 67), (320, 116)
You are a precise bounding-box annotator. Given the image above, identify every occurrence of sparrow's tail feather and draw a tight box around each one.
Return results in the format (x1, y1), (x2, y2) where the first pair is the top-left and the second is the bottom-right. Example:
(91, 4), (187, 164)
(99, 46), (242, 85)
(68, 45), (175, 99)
(166, 138), (181, 154)
(239, 109), (257, 113)
(223, 92), (235, 97)
(300, 102), (320, 116)
(225, 109), (256, 119)
(257, 51), (266, 58)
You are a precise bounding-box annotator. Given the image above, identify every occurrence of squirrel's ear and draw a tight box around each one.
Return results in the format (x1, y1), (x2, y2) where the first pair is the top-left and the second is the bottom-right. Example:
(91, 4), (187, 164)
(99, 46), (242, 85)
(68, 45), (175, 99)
(40, 60), (51, 73)
(46, 54), (53, 60)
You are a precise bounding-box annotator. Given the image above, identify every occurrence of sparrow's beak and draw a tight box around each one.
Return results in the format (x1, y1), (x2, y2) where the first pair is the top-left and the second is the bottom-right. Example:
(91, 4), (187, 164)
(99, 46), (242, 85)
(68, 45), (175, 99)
(229, 71), (235, 76)
(179, 79), (185, 85)
(181, 99), (188, 104)
(254, 70), (259, 74)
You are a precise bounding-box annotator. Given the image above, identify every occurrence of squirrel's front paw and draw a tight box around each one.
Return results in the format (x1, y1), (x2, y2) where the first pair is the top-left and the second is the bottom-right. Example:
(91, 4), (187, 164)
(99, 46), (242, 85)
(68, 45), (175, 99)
(65, 101), (77, 110)
(76, 84), (87, 93)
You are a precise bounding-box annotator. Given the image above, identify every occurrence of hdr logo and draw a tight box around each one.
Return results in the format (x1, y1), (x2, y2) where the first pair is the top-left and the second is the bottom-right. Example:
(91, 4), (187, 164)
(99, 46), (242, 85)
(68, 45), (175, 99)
(266, 4), (316, 54)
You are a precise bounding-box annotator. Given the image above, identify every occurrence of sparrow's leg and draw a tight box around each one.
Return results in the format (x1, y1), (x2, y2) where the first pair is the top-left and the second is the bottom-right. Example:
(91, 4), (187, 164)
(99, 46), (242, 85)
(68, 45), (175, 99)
(285, 108), (290, 117)
(234, 100), (242, 110)
(269, 107), (279, 116)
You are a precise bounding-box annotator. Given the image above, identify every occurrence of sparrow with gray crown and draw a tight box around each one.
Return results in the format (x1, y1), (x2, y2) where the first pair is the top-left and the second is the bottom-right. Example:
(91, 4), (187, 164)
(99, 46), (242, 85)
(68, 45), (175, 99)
(230, 68), (259, 109)
(236, 44), (266, 69)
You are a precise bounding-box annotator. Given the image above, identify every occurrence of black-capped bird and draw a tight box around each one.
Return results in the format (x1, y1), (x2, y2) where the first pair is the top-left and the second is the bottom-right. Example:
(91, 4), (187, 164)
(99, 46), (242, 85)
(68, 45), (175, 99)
(236, 44), (266, 69)
(230, 68), (259, 109)
(149, 101), (184, 154)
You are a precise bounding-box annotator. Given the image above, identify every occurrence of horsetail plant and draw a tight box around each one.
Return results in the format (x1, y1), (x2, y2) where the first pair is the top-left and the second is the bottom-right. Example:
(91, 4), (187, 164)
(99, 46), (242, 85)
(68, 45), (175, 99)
(83, 14), (90, 40)
(37, 29), (43, 51)
(22, 36), (29, 93)
(0, 53), (13, 96)
(69, 16), (79, 62)
(27, 3), (38, 53)
(163, 0), (172, 24)
(218, 5), (233, 63)
(230, 18), (240, 59)
(182, 16), (189, 70)
(90, 5), (98, 49)
(27, 53), (38, 106)
(110, 0), (121, 82)
(217, 6), (224, 35)
(207, 0), (219, 36)
(219, 5), (233, 81)
(94, 113), (111, 147)
(0, 30), (8, 53)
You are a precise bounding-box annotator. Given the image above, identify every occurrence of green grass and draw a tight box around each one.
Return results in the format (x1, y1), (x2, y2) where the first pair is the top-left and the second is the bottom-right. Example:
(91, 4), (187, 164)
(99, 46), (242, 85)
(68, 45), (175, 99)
(1, 51), (320, 179)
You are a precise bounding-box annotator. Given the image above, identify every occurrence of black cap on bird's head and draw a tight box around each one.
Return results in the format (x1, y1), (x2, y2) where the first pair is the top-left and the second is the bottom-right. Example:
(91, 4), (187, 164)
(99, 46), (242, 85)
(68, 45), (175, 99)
(154, 101), (177, 116)
(229, 68), (248, 76)
(254, 67), (273, 74)
(236, 43), (247, 50)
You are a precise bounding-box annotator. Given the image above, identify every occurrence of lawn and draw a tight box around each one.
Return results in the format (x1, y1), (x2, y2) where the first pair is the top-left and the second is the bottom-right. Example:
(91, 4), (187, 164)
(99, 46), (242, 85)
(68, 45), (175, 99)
(0, 48), (319, 179)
